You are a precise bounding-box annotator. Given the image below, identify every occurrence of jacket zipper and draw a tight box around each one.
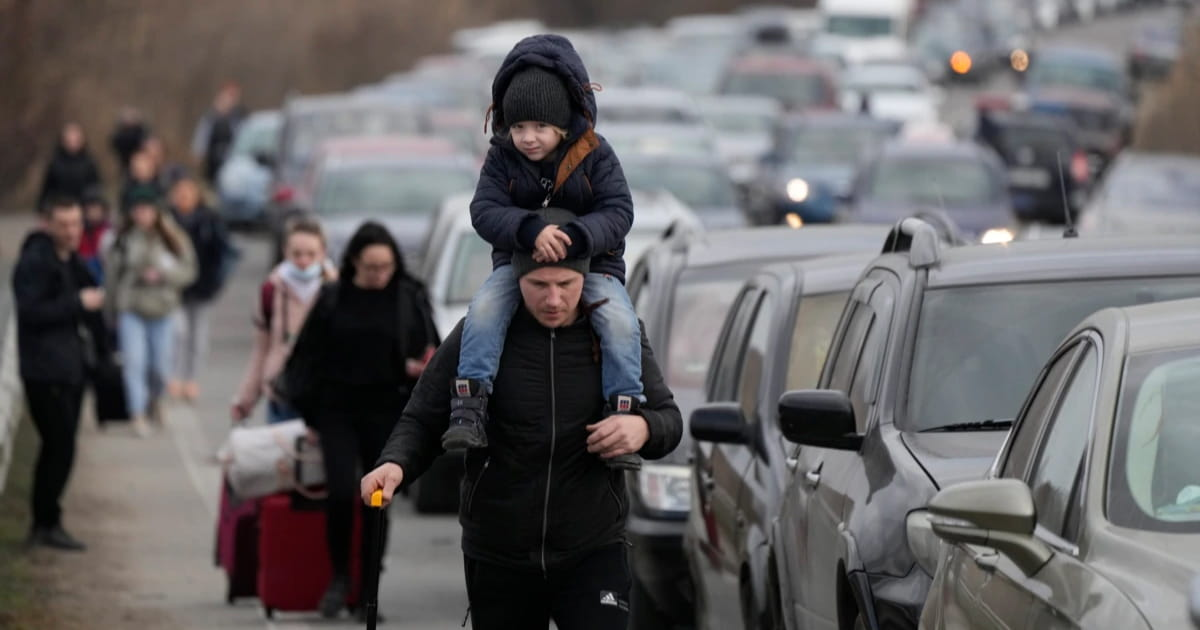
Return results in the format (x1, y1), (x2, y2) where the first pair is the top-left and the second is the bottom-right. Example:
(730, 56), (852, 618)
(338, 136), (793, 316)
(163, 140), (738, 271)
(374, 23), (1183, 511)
(466, 457), (490, 517)
(541, 329), (557, 577)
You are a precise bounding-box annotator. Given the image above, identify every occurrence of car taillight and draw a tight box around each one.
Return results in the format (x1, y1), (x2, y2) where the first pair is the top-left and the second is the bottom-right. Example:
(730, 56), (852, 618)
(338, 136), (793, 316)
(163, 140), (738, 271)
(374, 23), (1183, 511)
(1070, 151), (1090, 183)
(271, 185), (294, 204)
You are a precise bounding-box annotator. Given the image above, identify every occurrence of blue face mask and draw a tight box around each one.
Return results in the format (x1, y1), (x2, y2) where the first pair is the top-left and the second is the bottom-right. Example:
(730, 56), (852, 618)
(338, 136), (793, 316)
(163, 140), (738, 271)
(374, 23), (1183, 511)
(282, 260), (322, 282)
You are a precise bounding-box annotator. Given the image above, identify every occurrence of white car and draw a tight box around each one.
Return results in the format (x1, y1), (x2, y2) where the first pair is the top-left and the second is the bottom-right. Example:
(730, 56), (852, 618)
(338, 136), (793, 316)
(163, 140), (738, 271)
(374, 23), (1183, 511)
(839, 61), (942, 124)
(420, 190), (704, 337)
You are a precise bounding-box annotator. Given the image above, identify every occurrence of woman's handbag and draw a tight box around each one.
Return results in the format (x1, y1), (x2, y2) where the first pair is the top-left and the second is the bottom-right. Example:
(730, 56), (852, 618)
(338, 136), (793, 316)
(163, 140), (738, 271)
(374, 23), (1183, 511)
(219, 420), (325, 500)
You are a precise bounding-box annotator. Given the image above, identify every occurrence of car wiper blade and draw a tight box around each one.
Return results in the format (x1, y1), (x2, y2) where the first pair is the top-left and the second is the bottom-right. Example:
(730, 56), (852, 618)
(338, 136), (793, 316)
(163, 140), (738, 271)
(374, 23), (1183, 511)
(919, 419), (1014, 433)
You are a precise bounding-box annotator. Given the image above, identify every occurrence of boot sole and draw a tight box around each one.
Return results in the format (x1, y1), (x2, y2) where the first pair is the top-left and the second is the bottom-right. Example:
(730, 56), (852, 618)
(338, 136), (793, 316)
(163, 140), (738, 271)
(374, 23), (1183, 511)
(441, 428), (487, 450)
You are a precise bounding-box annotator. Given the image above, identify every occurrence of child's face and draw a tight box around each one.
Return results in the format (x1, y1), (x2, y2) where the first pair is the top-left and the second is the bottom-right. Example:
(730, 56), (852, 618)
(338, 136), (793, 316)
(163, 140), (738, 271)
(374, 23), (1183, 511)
(511, 122), (562, 162)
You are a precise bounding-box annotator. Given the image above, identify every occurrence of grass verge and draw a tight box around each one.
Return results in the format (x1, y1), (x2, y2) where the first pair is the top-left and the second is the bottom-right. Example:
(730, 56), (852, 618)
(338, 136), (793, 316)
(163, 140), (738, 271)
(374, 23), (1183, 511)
(0, 414), (56, 629)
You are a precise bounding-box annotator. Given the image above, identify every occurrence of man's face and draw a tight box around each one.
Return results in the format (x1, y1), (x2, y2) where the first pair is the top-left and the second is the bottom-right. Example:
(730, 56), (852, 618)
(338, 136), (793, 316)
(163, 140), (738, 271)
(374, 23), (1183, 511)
(46, 205), (84, 252)
(519, 266), (584, 328)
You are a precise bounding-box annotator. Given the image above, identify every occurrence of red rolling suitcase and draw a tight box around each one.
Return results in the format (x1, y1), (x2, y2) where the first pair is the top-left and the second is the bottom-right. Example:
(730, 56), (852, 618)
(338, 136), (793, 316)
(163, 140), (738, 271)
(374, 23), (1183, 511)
(215, 478), (260, 603)
(256, 493), (363, 618)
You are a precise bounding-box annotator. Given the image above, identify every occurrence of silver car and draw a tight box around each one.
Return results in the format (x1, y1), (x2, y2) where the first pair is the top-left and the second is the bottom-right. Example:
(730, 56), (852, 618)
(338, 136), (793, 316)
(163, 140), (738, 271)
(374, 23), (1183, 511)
(921, 297), (1200, 629)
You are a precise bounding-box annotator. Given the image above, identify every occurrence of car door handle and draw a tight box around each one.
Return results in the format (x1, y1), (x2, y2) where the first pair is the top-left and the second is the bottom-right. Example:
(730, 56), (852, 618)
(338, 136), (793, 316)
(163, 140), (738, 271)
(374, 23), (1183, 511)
(700, 472), (715, 492)
(973, 552), (999, 572)
(804, 469), (821, 487)
(785, 456), (799, 472)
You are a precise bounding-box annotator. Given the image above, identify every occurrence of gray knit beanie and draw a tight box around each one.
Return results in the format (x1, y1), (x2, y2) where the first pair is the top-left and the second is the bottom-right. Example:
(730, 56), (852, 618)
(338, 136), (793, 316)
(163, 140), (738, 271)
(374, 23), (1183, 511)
(511, 208), (590, 279)
(501, 67), (573, 130)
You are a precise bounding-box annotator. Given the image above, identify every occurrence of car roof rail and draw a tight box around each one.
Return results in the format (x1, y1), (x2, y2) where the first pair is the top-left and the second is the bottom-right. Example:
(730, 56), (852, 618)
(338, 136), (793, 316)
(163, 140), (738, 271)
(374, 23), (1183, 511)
(881, 211), (965, 268)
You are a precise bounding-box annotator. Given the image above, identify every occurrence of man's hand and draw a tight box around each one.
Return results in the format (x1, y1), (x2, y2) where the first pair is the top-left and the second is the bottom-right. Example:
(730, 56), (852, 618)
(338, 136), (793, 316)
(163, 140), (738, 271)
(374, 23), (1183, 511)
(586, 414), (650, 460)
(79, 288), (105, 311)
(361, 462), (405, 507)
(533, 225), (571, 263)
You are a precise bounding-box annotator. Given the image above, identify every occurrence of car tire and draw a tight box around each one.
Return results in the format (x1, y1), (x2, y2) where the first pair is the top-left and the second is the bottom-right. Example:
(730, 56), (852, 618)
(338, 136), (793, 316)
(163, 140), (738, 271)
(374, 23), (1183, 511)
(629, 575), (673, 630)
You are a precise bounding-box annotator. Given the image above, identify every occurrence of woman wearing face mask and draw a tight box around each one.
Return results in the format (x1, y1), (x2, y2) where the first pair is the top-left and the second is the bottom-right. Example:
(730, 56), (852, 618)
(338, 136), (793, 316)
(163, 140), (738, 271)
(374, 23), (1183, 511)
(105, 190), (197, 437)
(281, 221), (438, 620)
(231, 219), (335, 425)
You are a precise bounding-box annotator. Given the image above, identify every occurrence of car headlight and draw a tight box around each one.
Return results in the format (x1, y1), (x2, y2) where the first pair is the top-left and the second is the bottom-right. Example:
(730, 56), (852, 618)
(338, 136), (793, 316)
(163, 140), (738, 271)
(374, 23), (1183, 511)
(981, 228), (1014, 244)
(906, 509), (942, 577)
(786, 178), (810, 202)
(637, 464), (691, 513)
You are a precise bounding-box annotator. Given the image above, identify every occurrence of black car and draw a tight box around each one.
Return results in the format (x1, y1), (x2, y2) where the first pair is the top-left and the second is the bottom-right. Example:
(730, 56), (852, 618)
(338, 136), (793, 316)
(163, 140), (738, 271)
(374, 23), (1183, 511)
(624, 224), (890, 629)
(975, 109), (1090, 224)
(750, 221), (1200, 630)
(747, 113), (898, 226)
(685, 252), (875, 630)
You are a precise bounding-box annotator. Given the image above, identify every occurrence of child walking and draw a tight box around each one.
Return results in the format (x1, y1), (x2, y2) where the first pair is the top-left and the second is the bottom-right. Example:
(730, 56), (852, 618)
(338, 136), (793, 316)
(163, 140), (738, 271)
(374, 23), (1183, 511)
(442, 34), (645, 470)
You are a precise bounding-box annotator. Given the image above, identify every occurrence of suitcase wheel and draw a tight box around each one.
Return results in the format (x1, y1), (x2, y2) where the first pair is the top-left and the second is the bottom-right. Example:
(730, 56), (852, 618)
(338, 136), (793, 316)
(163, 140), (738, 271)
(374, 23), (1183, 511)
(264, 607), (274, 619)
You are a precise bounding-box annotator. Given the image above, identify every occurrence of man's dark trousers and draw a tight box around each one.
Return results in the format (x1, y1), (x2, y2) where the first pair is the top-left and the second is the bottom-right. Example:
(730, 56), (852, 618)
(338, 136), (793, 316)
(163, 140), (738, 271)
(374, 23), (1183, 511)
(24, 381), (85, 529)
(465, 543), (632, 630)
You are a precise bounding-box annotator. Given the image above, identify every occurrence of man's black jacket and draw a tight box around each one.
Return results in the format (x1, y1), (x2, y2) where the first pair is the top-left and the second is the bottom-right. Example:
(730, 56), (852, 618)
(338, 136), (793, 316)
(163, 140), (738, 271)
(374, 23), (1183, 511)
(12, 231), (108, 385)
(377, 307), (682, 573)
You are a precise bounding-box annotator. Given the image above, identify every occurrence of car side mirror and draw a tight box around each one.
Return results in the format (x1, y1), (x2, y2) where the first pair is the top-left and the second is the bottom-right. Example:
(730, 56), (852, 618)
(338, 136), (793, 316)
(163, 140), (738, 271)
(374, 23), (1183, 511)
(927, 479), (1052, 576)
(778, 390), (862, 451)
(690, 403), (748, 445)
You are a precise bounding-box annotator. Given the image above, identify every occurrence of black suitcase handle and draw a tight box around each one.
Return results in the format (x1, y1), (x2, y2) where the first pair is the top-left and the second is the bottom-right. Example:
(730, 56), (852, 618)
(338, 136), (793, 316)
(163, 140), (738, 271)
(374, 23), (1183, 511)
(365, 490), (386, 629)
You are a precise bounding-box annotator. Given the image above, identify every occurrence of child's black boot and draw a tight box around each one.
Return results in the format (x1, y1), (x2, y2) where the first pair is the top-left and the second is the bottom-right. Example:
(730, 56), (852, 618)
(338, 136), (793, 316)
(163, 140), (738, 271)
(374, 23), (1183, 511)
(604, 394), (644, 471)
(443, 379), (489, 450)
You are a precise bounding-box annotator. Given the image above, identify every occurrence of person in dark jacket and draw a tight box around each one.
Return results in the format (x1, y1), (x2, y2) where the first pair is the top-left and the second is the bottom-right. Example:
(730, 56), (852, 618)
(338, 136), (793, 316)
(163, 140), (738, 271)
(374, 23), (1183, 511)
(120, 150), (165, 214)
(191, 82), (246, 182)
(361, 209), (683, 629)
(445, 35), (644, 473)
(168, 174), (234, 401)
(13, 196), (110, 551)
(79, 189), (114, 284)
(282, 221), (438, 621)
(110, 107), (150, 176)
(39, 123), (101, 208)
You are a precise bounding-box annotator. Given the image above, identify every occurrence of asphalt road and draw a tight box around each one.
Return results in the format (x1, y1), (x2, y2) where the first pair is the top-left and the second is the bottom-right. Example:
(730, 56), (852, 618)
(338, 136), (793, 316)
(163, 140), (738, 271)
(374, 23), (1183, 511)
(15, 6), (1177, 629)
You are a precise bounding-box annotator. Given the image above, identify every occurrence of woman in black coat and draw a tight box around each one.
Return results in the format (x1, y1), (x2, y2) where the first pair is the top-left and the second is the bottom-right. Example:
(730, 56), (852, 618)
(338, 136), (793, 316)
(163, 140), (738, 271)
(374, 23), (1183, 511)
(39, 123), (101, 208)
(282, 221), (438, 620)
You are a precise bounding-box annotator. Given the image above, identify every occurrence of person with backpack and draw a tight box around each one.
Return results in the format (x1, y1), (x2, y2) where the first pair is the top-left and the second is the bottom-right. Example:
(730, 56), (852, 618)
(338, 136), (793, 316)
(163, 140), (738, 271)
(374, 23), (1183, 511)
(280, 222), (438, 620)
(231, 219), (336, 425)
(167, 173), (237, 402)
(192, 82), (246, 183)
(104, 189), (196, 437)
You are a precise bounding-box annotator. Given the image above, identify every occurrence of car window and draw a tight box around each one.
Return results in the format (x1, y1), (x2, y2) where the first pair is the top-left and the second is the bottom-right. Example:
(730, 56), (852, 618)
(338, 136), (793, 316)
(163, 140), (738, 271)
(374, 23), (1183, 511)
(869, 157), (999, 204)
(445, 233), (494, 304)
(701, 284), (759, 403)
(786, 125), (892, 164)
(785, 292), (851, 391)
(1027, 345), (1099, 541)
(737, 291), (775, 421)
(723, 71), (831, 109)
(1108, 346), (1200, 533)
(624, 161), (737, 208)
(630, 265), (651, 317)
(314, 165), (475, 215)
(826, 301), (872, 393)
(1001, 344), (1081, 480)
(1102, 158), (1200, 210)
(848, 283), (895, 428)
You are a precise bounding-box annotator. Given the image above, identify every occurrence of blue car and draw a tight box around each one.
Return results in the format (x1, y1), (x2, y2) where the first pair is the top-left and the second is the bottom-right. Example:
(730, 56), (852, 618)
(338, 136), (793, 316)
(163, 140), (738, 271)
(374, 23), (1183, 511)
(216, 110), (281, 228)
(747, 113), (897, 226)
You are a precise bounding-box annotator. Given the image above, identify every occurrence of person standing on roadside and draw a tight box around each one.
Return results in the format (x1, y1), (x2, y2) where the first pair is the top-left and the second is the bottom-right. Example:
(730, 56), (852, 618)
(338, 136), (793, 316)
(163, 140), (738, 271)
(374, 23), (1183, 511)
(13, 196), (110, 551)
(281, 222), (438, 621)
(360, 209), (684, 630)
(168, 174), (233, 402)
(105, 190), (196, 437)
(39, 123), (101, 210)
(231, 219), (336, 425)
(192, 82), (246, 183)
(110, 107), (150, 176)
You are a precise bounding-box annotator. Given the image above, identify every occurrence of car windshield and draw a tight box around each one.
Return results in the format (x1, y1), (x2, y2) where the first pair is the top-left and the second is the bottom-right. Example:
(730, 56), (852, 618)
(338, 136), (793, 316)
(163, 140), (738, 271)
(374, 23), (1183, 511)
(844, 67), (925, 93)
(664, 270), (748, 401)
(286, 107), (423, 167)
(624, 161), (738, 207)
(605, 105), (697, 125)
(869, 156), (998, 204)
(1102, 159), (1200, 211)
(906, 277), (1200, 432)
(704, 109), (777, 134)
(826, 14), (895, 37)
(230, 117), (281, 157)
(1109, 346), (1200, 533)
(1028, 59), (1124, 95)
(724, 71), (831, 109)
(446, 232), (494, 304)
(788, 125), (890, 164)
(605, 131), (713, 156)
(314, 165), (475, 215)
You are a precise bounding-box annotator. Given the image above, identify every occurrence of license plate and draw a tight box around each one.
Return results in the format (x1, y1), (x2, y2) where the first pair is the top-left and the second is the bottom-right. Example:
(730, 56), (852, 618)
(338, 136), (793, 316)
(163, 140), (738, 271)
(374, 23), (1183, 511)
(1008, 167), (1051, 189)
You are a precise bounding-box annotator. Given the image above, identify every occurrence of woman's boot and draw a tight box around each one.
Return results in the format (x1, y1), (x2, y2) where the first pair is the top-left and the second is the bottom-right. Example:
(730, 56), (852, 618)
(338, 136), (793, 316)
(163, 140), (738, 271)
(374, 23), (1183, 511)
(318, 573), (351, 618)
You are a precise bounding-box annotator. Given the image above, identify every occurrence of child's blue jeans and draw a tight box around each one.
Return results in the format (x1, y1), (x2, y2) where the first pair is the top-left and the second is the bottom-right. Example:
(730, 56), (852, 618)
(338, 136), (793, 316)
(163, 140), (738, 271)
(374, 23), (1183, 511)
(459, 264), (644, 401)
